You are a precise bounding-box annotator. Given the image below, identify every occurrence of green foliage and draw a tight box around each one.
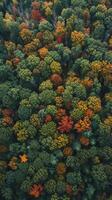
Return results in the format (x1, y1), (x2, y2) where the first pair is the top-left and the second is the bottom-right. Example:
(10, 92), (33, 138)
(18, 101), (32, 120)
(66, 171), (82, 185)
(39, 20), (53, 32)
(73, 58), (90, 77)
(40, 121), (57, 137)
(18, 68), (33, 82)
(45, 105), (57, 116)
(39, 89), (56, 105)
(26, 55), (40, 70)
(33, 168), (48, 183)
(56, 180), (66, 194)
(0, 0), (112, 199)
(45, 179), (56, 194)
(91, 164), (107, 189)
(73, 82), (87, 99)
(1, 187), (13, 200)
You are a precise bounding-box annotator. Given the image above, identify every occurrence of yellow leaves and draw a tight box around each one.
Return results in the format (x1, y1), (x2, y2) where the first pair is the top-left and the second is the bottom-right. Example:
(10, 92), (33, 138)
(77, 101), (88, 113)
(19, 28), (32, 43)
(43, 1), (53, 16)
(17, 128), (28, 142)
(12, 0), (18, 4)
(55, 96), (63, 107)
(13, 121), (23, 132)
(71, 31), (85, 45)
(39, 79), (53, 91)
(5, 41), (16, 52)
(45, 7), (52, 16)
(0, 160), (7, 169)
(3, 12), (14, 27)
(30, 114), (40, 128)
(54, 134), (69, 148)
(104, 116), (112, 128)
(97, 4), (107, 12)
(87, 96), (101, 113)
(44, 1), (53, 8)
(91, 61), (103, 73)
(105, 93), (112, 102)
(50, 61), (62, 74)
(24, 39), (40, 55)
(102, 63), (112, 82)
(91, 61), (112, 83)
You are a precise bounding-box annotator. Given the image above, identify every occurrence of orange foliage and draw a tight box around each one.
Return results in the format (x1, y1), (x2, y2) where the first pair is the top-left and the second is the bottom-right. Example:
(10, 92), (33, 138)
(56, 86), (65, 94)
(56, 108), (66, 121)
(29, 184), (43, 198)
(8, 157), (18, 170)
(55, 21), (65, 37)
(32, 1), (41, 9)
(71, 31), (85, 45)
(74, 117), (91, 133)
(38, 47), (48, 58)
(19, 154), (28, 163)
(19, 22), (29, 30)
(2, 116), (13, 126)
(63, 146), (73, 157)
(85, 109), (94, 119)
(51, 74), (63, 86)
(82, 77), (93, 88)
(56, 162), (66, 175)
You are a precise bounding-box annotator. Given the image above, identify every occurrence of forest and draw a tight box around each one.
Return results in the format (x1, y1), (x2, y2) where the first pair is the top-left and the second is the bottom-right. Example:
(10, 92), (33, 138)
(0, 0), (112, 199)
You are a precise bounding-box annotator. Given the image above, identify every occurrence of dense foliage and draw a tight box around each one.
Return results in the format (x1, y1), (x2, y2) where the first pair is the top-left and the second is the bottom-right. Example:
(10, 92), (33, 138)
(0, 0), (112, 199)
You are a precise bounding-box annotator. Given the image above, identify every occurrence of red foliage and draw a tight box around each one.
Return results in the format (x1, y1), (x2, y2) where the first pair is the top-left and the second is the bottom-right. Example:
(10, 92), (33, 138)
(12, 57), (20, 65)
(57, 36), (63, 43)
(45, 114), (52, 123)
(31, 9), (42, 21)
(66, 101), (72, 109)
(29, 184), (43, 198)
(36, 32), (43, 40)
(12, 6), (18, 15)
(66, 184), (73, 195)
(58, 116), (73, 133)
(2, 109), (14, 117)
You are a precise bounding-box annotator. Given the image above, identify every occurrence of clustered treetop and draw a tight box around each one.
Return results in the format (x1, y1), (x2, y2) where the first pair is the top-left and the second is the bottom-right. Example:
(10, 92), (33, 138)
(0, 0), (112, 200)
